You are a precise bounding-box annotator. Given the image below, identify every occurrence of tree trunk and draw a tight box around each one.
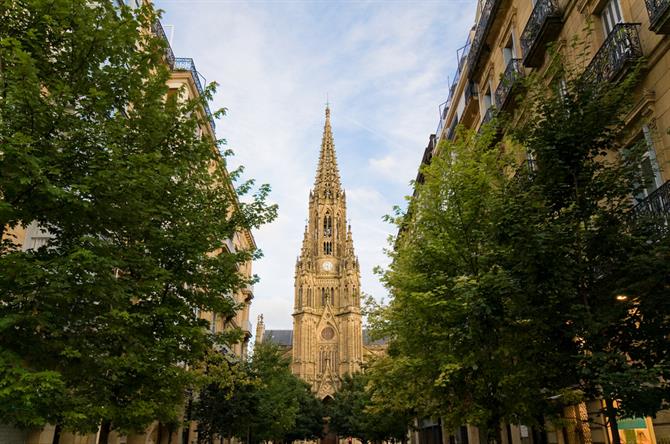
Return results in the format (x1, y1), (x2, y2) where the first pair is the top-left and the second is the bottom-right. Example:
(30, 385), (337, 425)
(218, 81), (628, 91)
(605, 399), (621, 444)
(99, 420), (112, 444)
(51, 424), (62, 444)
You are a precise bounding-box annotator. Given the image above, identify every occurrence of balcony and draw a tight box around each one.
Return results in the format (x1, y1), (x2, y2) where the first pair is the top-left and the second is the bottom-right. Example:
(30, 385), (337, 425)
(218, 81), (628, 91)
(646, 0), (670, 34)
(151, 20), (175, 70)
(467, 0), (503, 80)
(173, 58), (216, 131)
(582, 24), (643, 84)
(632, 180), (670, 235)
(495, 58), (524, 110)
(520, 0), (563, 68)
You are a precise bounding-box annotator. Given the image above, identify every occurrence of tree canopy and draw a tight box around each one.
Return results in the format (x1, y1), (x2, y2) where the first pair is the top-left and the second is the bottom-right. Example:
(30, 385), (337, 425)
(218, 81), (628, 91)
(369, 50), (670, 443)
(193, 343), (324, 444)
(327, 371), (413, 444)
(0, 0), (276, 437)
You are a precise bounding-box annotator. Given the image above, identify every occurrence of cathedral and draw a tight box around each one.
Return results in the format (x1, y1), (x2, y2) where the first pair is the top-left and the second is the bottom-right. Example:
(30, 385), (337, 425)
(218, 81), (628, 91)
(256, 106), (385, 399)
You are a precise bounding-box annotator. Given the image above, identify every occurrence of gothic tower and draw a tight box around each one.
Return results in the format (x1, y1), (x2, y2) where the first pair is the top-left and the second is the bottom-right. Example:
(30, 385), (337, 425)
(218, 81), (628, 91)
(291, 106), (363, 399)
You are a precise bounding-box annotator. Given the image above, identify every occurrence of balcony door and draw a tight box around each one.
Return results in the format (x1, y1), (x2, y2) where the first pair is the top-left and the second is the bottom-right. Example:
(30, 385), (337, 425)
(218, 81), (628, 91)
(635, 125), (663, 203)
(601, 0), (623, 35)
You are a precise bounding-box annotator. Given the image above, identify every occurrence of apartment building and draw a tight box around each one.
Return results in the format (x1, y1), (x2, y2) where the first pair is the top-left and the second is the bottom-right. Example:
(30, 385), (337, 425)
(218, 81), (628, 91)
(434, 0), (669, 209)
(414, 1), (670, 444)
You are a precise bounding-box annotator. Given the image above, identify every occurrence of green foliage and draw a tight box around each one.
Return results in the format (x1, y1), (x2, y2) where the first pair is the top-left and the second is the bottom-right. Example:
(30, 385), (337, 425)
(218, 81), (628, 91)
(193, 343), (323, 444)
(327, 372), (412, 444)
(372, 47), (670, 441)
(0, 0), (276, 435)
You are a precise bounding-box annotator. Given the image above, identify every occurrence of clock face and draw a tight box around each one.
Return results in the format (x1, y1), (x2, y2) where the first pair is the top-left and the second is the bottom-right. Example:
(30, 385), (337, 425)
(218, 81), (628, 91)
(322, 261), (333, 272)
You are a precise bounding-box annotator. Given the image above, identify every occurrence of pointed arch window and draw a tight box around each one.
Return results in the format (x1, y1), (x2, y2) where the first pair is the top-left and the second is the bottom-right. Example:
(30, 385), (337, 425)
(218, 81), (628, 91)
(322, 288), (327, 306)
(298, 287), (303, 308)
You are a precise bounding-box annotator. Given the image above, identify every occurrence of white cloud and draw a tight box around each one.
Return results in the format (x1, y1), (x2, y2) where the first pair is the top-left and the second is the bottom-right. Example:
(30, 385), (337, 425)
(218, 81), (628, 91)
(159, 0), (477, 329)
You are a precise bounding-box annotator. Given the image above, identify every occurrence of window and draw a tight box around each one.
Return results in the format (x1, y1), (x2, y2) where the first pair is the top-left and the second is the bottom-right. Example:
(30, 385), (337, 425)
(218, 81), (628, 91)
(211, 313), (217, 333)
(483, 88), (492, 110)
(635, 125), (663, 202)
(298, 287), (303, 308)
(502, 33), (516, 66)
(601, 0), (623, 36)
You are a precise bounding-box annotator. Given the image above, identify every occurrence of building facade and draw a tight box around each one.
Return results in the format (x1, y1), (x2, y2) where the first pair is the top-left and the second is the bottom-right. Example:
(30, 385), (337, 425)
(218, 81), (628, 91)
(257, 107), (385, 399)
(411, 1), (670, 444)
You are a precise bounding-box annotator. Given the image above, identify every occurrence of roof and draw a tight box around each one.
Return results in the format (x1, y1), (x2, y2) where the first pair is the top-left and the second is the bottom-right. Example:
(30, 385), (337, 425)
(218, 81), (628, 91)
(263, 329), (387, 347)
(363, 329), (387, 347)
(263, 330), (293, 347)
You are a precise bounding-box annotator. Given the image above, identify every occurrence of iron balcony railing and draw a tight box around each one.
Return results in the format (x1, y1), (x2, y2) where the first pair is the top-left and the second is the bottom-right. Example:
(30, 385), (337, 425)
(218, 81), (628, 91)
(495, 58), (524, 109)
(632, 180), (670, 231)
(645, 0), (670, 32)
(174, 58), (216, 131)
(434, 38), (471, 138)
(467, 0), (501, 79)
(151, 20), (175, 70)
(583, 23), (642, 84)
(520, 0), (562, 66)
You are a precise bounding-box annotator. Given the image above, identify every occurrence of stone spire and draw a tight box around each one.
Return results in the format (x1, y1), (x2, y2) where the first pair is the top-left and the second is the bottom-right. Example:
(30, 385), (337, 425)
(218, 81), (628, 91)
(314, 106), (342, 197)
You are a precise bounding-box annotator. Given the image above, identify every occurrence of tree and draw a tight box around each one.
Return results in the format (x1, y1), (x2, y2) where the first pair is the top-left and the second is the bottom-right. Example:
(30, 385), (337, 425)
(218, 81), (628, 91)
(328, 372), (412, 444)
(194, 343), (323, 444)
(372, 47), (670, 443)
(0, 0), (276, 439)
(505, 55), (670, 440)
(285, 380), (325, 443)
(249, 342), (319, 444)
(192, 354), (259, 444)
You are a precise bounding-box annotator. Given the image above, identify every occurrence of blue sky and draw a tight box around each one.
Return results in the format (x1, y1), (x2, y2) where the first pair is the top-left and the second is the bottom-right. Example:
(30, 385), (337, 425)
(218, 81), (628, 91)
(158, 0), (477, 330)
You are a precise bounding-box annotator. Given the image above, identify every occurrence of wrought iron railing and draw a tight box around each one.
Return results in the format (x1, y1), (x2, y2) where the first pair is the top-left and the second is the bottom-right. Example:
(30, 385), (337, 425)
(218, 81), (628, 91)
(467, 0), (501, 79)
(645, 0), (670, 29)
(434, 39), (471, 139)
(520, 0), (561, 60)
(632, 180), (670, 229)
(151, 20), (175, 70)
(174, 57), (216, 131)
(435, 100), (449, 139)
(582, 23), (642, 84)
(495, 59), (524, 109)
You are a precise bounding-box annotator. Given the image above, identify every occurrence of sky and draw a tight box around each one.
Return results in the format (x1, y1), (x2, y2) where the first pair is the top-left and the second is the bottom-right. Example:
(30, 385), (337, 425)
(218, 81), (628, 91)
(158, 0), (477, 330)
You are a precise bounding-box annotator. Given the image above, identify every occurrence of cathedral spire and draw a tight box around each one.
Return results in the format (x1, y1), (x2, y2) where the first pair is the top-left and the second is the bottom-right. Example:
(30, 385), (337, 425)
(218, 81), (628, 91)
(314, 106), (342, 196)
